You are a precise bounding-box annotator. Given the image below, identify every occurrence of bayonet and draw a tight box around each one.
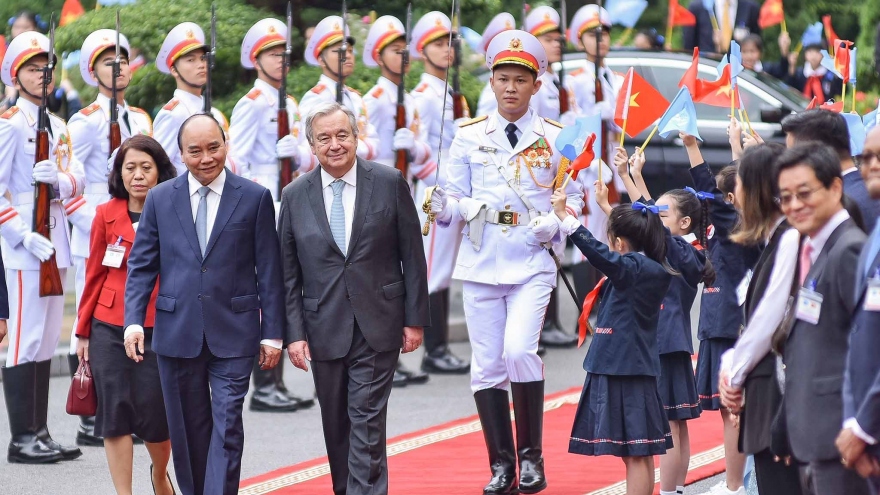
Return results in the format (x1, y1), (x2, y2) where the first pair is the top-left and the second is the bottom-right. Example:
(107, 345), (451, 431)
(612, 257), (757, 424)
(278, 1), (294, 194)
(395, 3), (413, 177)
(109, 10), (121, 156)
(336, 0), (348, 104)
(203, 3), (216, 113)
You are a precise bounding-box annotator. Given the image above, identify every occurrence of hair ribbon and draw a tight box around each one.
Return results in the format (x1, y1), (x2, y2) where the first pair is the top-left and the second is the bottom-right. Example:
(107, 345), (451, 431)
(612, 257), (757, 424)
(632, 202), (668, 214)
(684, 186), (715, 201)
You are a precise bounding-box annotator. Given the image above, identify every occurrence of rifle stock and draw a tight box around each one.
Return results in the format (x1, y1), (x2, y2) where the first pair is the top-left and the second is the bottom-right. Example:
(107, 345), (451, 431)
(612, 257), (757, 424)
(395, 103), (408, 175)
(34, 131), (63, 297)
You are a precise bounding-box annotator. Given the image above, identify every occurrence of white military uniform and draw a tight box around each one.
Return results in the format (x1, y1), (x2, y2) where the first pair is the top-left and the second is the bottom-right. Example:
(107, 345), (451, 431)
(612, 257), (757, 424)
(363, 77), (432, 171)
(0, 98), (84, 365)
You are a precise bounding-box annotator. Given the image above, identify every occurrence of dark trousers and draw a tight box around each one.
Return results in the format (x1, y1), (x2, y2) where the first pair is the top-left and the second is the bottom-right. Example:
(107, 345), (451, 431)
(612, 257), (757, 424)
(799, 459), (872, 495)
(753, 449), (804, 495)
(157, 344), (253, 495)
(311, 324), (399, 495)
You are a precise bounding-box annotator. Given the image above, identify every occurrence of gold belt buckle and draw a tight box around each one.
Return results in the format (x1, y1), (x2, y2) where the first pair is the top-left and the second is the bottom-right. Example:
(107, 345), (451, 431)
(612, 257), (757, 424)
(498, 211), (518, 225)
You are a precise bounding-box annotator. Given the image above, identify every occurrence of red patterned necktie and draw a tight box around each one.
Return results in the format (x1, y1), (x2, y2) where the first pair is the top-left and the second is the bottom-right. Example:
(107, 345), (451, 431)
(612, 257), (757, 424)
(803, 75), (824, 101)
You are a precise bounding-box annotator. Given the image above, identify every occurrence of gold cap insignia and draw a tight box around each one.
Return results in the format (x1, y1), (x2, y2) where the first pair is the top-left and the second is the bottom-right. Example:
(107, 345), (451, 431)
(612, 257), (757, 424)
(508, 38), (523, 51)
(186, 29), (195, 39)
(31, 38), (39, 48)
(268, 26), (276, 33)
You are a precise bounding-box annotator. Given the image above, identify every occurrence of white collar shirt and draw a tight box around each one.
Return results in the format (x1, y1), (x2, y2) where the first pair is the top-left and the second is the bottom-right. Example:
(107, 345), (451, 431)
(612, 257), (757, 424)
(187, 168), (226, 242)
(320, 162), (357, 253)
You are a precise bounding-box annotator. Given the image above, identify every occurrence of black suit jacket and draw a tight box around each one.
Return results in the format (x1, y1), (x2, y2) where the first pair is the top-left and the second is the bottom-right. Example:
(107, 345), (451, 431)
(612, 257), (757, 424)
(278, 158), (430, 360)
(784, 218), (865, 462)
(684, 0), (761, 54)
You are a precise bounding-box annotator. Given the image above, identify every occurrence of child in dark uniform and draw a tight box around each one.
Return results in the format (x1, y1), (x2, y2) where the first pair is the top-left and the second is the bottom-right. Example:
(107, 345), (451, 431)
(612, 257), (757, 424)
(551, 182), (674, 495)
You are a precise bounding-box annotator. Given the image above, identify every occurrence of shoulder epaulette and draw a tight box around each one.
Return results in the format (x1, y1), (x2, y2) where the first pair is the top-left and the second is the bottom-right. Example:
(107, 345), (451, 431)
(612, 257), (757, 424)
(458, 115), (487, 127)
(163, 99), (180, 111)
(311, 84), (326, 94)
(346, 86), (361, 96)
(543, 117), (563, 129)
(370, 87), (383, 98)
(129, 106), (149, 116)
(287, 94), (298, 104)
(247, 88), (261, 100)
(414, 82), (429, 93)
(81, 103), (101, 116)
(1, 107), (19, 119)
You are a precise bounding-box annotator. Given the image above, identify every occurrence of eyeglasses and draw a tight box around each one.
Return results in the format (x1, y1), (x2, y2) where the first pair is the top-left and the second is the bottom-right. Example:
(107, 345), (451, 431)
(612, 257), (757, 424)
(775, 185), (824, 206)
(856, 152), (880, 166)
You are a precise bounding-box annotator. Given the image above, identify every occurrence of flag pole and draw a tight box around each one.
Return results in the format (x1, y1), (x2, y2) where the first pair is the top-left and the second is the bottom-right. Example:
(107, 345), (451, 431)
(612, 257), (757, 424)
(841, 83), (847, 111)
(781, 16), (787, 34)
(615, 27), (634, 47)
(639, 125), (658, 153)
(619, 120), (627, 147)
(851, 83), (857, 113)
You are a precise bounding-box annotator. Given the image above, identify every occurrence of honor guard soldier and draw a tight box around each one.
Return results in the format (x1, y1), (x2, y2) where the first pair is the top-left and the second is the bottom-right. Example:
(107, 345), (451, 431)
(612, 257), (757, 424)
(299, 16), (380, 161)
(429, 30), (584, 494)
(409, 11), (471, 375)
(0, 31), (85, 464)
(230, 18), (315, 413)
(153, 22), (231, 175)
(231, 18), (316, 200)
(65, 28), (153, 446)
(475, 13), (516, 118)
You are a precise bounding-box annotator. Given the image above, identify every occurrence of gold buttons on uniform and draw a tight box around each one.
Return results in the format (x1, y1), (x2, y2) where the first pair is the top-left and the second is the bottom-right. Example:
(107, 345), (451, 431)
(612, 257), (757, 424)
(504, 205), (511, 210)
(501, 227), (509, 233)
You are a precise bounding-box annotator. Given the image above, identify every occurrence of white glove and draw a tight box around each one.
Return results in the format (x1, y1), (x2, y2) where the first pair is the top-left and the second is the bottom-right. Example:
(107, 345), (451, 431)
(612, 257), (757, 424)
(595, 101), (614, 121)
(559, 111), (577, 126)
(107, 147), (119, 174)
(392, 128), (416, 152)
(22, 232), (54, 262)
(429, 186), (447, 214)
(276, 134), (298, 159)
(33, 159), (59, 186)
(530, 215), (560, 244)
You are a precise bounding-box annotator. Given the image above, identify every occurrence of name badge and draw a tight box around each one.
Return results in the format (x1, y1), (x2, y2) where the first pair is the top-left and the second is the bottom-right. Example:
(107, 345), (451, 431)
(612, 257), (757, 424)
(736, 270), (753, 307)
(795, 285), (823, 325)
(864, 278), (880, 312)
(101, 236), (125, 268)
(478, 146), (498, 154)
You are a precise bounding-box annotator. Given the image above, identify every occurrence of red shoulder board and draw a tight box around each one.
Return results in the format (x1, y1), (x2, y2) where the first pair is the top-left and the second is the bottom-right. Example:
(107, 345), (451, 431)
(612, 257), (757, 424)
(570, 67), (585, 77)
(129, 106), (149, 116)
(163, 99), (180, 111)
(414, 82), (429, 93)
(370, 87), (383, 98)
(1, 107), (19, 119)
(347, 86), (361, 96)
(81, 103), (101, 116)
(311, 84), (326, 94)
(246, 88), (261, 100)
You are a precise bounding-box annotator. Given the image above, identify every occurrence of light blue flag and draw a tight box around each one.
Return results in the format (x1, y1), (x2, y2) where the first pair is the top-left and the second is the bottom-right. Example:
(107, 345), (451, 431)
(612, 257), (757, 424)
(717, 40), (743, 85)
(863, 103), (879, 133)
(61, 51), (80, 71)
(820, 49), (843, 78)
(607, 0), (648, 29)
(842, 113), (867, 156)
(555, 113), (602, 161)
(460, 26), (482, 53)
(657, 88), (702, 140)
(850, 46), (857, 85)
(801, 22), (824, 48)
(702, 0), (715, 14)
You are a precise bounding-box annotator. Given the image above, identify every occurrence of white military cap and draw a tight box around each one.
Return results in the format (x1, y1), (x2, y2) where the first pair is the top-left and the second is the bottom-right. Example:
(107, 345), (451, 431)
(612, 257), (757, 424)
(241, 18), (286, 69)
(480, 13), (516, 55)
(1, 31), (52, 87)
(156, 22), (207, 75)
(304, 15), (355, 67)
(485, 29), (548, 77)
(79, 29), (131, 87)
(569, 4), (611, 46)
(409, 11), (451, 59)
(525, 6), (561, 37)
(363, 16), (405, 68)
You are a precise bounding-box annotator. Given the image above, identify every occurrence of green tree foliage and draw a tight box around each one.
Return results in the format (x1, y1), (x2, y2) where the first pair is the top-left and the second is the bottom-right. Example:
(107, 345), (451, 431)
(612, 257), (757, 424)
(855, 1), (880, 90)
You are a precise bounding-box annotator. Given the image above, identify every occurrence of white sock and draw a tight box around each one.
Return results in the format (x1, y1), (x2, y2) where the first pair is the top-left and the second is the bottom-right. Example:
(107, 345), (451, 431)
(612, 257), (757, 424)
(676, 485), (685, 493)
(660, 491), (678, 495)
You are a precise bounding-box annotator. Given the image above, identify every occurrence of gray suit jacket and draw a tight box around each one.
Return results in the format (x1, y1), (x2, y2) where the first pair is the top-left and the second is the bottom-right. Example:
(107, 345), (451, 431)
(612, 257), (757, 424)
(278, 158), (430, 360)
(784, 218), (866, 462)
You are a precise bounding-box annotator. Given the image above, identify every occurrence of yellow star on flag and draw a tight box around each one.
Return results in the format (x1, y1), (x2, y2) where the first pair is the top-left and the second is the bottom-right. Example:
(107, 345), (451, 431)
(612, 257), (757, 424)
(629, 92), (641, 108)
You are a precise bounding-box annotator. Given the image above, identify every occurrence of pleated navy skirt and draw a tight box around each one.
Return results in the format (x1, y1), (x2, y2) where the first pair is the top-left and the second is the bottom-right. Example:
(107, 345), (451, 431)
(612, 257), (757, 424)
(695, 338), (737, 411)
(569, 373), (673, 457)
(659, 351), (701, 421)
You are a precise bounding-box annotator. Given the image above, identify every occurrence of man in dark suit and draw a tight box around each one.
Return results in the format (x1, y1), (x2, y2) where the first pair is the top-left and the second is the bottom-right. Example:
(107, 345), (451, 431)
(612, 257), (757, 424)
(124, 114), (285, 495)
(280, 101), (429, 495)
(683, 0), (761, 54)
(783, 110), (880, 233)
(775, 142), (871, 494)
(838, 126), (880, 491)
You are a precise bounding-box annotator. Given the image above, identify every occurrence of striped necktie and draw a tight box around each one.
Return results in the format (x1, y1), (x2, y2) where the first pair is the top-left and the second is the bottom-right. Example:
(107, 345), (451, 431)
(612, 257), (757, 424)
(329, 179), (346, 254)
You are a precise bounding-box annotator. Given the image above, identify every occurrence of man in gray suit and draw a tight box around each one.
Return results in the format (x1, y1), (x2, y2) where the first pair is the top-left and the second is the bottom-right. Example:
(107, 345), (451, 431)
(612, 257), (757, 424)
(775, 142), (871, 494)
(279, 101), (430, 495)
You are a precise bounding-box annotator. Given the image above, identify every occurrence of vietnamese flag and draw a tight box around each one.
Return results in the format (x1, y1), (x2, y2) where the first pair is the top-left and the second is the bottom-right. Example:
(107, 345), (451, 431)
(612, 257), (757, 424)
(0, 36), (5, 66)
(60, 0), (86, 26)
(823, 15), (839, 54)
(566, 133), (597, 182)
(806, 96), (818, 110)
(758, 0), (785, 29)
(834, 39), (854, 84)
(668, 0), (696, 27)
(820, 100), (844, 112)
(615, 68), (670, 138)
(679, 47), (700, 92)
(694, 65), (740, 108)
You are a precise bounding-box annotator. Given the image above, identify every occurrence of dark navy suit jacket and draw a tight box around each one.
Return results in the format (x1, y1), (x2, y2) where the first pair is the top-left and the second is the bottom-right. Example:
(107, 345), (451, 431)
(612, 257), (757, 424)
(683, 0), (761, 54)
(843, 171), (880, 233)
(124, 170), (285, 358)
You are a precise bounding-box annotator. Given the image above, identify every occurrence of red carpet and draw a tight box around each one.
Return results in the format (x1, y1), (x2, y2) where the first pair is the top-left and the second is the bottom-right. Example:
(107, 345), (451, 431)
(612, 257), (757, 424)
(240, 387), (726, 495)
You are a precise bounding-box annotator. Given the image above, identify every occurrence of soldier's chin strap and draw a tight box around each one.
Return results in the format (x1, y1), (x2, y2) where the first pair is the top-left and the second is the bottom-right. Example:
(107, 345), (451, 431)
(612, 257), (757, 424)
(172, 62), (205, 92)
(422, 52), (449, 75)
(319, 54), (346, 85)
(255, 58), (283, 85)
(17, 78), (44, 102)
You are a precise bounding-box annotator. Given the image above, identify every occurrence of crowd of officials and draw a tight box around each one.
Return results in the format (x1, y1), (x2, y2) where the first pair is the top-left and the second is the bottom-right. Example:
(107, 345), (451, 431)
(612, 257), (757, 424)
(4, 2), (880, 495)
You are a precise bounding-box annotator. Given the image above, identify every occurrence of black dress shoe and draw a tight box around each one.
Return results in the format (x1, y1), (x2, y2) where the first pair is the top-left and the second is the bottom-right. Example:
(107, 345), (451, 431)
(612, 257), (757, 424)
(249, 390), (300, 412)
(536, 345), (546, 357)
(35, 426), (82, 461)
(421, 346), (470, 374)
(75, 417), (104, 447)
(539, 327), (578, 348)
(288, 394), (316, 409)
(397, 363), (429, 385)
(392, 369), (409, 388)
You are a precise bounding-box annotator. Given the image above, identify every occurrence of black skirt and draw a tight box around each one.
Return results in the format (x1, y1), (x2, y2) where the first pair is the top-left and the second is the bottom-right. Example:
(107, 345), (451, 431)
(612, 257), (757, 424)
(696, 338), (737, 411)
(89, 318), (169, 442)
(569, 373), (673, 457)
(659, 352), (701, 421)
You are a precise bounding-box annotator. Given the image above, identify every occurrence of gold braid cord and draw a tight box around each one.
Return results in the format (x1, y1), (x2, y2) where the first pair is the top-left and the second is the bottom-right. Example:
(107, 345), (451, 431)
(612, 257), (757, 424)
(421, 185), (437, 236)
(554, 157), (571, 189)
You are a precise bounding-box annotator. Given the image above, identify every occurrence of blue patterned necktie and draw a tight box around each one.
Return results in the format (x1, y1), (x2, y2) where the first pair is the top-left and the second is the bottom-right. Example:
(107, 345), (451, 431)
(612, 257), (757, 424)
(196, 186), (210, 255)
(864, 221), (880, 278)
(330, 179), (346, 254)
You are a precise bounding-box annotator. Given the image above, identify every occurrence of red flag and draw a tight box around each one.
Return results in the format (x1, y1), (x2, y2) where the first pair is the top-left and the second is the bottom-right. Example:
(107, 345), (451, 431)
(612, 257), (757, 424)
(60, 0), (85, 26)
(0, 36), (5, 65)
(694, 65), (740, 108)
(820, 100), (843, 112)
(758, 0), (785, 29)
(679, 47), (700, 92)
(822, 15), (839, 54)
(614, 68), (670, 138)
(805, 96), (818, 110)
(566, 133), (597, 182)
(833, 39), (854, 84)
(668, 0), (696, 27)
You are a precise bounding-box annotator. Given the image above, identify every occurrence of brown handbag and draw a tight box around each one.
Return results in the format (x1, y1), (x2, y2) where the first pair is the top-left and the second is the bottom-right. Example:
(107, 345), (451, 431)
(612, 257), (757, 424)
(66, 359), (97, 416)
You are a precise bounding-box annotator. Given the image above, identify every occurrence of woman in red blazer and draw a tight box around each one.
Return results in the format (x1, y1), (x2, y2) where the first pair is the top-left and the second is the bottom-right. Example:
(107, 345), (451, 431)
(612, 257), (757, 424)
(76, 135), (177, 495)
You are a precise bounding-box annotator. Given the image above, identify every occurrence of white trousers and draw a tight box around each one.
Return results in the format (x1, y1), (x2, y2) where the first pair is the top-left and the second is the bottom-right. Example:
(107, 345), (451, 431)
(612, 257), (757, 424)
(68, 255), (86, 354)
(5, 268), (67, 366)
(463, 277), (552, 392)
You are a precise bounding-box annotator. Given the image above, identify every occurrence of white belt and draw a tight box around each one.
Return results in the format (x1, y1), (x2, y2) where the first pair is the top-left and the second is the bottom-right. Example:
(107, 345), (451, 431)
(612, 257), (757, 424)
(85, 182), (108, 194)
(251, 164), (278, 175)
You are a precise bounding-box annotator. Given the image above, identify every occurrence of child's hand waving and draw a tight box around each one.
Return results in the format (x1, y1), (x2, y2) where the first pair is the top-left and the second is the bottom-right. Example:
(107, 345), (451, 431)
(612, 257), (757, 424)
(551, 188), (569, 219)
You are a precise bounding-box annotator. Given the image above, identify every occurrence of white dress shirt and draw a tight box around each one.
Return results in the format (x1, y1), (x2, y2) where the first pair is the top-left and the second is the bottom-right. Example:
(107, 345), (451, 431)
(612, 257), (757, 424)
(495, 110), (533, 144)
(803, 209), (850, 266)
(320, 163), (357, 254)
